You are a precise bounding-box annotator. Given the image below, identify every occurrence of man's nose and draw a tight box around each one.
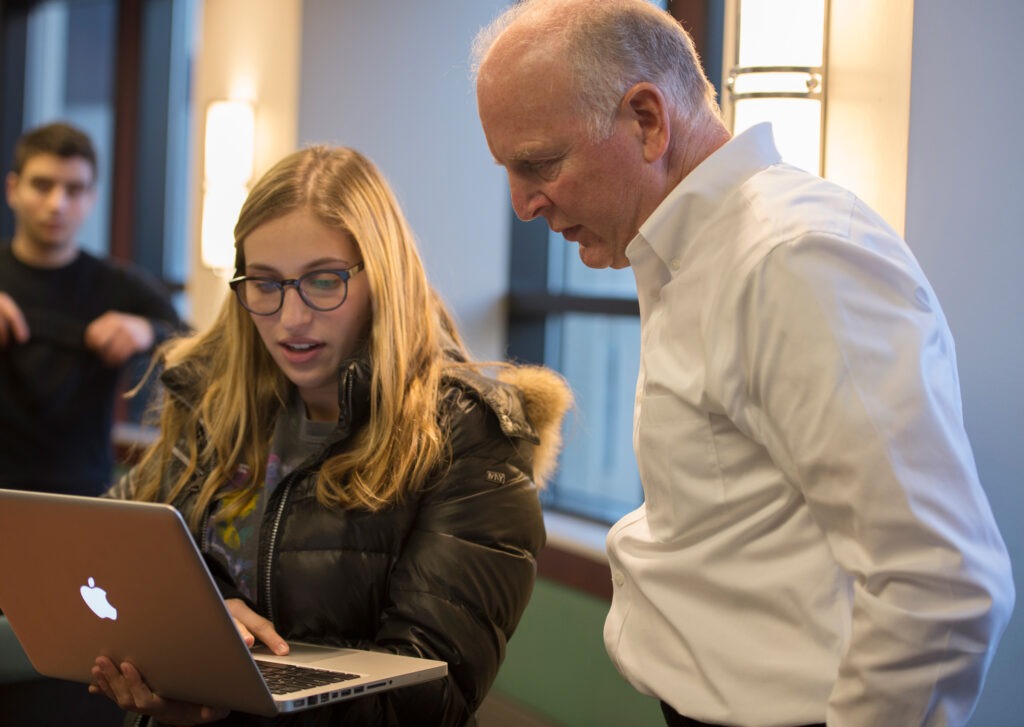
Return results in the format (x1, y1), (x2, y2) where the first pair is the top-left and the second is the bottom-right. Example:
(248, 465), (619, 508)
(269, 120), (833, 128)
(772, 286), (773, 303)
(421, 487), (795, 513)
(46, 186), (70, 210)
(509, 178), (547, 223)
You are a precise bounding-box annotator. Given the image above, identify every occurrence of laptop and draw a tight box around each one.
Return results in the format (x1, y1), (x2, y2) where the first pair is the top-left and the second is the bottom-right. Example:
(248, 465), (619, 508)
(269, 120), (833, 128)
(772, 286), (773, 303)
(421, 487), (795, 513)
(0, 488), (447, 716)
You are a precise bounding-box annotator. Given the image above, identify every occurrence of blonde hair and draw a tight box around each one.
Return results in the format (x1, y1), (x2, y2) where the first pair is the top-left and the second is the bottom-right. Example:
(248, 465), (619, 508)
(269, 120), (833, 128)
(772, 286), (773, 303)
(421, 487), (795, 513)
(132, 146), (471, 527)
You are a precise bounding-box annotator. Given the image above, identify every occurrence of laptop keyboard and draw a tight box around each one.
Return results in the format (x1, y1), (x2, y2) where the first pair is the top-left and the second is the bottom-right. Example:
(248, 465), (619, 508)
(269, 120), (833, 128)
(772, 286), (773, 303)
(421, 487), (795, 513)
(256, 660), (359, 694)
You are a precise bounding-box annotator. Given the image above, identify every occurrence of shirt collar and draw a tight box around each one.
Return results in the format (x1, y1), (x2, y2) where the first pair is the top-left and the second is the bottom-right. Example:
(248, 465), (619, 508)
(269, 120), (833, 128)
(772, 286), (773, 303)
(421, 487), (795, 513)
(627, 122), (782, 266)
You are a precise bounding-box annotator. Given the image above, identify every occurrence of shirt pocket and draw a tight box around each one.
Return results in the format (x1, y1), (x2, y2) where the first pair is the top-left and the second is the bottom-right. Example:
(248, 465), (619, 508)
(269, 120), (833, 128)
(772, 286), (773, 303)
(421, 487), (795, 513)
(635, 393), (722, 543)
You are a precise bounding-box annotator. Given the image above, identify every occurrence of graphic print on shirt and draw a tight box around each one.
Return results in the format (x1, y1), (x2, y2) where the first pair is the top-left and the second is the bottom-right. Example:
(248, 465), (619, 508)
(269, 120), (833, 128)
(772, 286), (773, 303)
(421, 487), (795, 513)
(207, 459), (279, 603)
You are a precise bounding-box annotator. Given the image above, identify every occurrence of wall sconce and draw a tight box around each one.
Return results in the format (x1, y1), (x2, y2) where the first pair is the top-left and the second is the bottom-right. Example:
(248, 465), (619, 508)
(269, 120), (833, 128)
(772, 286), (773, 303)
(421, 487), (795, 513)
(201, 99), (255, 276)
(724, 0), (829, 175)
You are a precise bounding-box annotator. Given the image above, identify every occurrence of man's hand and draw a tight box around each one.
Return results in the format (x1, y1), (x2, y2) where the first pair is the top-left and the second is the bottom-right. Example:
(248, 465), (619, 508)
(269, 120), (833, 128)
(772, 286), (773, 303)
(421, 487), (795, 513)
(0, 292), (29, 348)
(83, 311), (155, 367)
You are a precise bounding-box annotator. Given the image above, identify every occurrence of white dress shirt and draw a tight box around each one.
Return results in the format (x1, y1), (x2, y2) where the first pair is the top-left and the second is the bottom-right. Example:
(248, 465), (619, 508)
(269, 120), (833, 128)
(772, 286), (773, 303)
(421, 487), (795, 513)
(604, 123), (1014, 727)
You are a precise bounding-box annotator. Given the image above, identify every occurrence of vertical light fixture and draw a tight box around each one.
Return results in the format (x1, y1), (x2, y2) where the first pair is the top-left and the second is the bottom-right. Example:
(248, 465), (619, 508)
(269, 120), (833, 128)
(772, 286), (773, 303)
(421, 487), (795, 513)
(725, 0), (829, 175)
(201, 99), (255, 276)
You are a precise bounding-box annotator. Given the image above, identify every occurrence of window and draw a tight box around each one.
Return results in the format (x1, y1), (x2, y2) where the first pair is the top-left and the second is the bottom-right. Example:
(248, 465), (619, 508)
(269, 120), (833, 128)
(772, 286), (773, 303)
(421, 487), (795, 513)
(507, 1), (723, 527)
(508, 219), (643, 524)
(4, 0), (119, 258)
(0, 0), (199, 424)
(0, 0), (197, 299)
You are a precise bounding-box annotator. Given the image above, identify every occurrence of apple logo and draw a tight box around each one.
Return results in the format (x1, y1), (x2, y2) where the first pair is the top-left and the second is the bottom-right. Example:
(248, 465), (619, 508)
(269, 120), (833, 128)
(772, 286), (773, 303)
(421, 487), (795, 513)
(80, 577), (118, 620)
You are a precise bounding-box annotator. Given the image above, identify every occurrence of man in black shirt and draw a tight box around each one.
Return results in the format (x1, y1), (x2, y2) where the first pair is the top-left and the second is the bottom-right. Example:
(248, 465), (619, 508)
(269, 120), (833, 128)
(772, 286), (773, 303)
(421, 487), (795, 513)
(0, 122), (182, 498)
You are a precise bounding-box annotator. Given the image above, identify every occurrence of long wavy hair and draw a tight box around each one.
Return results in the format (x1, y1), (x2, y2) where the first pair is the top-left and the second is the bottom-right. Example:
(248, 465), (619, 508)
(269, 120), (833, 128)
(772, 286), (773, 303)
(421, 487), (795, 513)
(130, 146), (471, 527)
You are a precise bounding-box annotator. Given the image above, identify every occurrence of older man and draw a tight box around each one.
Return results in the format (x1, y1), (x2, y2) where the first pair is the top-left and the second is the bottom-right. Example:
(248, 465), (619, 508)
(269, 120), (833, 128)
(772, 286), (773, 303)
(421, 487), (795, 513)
(473, 1), (1014, 726)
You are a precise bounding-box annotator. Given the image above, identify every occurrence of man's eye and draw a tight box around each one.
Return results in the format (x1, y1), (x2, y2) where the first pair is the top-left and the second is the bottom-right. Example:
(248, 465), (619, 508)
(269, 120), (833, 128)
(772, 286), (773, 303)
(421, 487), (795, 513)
(523, 159), (561, 180)
(30, 179), (54, 193)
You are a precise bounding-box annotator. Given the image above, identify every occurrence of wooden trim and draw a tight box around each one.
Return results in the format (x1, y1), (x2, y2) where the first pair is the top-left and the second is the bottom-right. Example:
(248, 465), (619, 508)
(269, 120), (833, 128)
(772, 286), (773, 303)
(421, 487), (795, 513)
(110, 0), (141, 262)
(0, 0), (29, 240)
(510, 292), (640, 318)
(519, 1), (717, 606)
(537, 544), (613, 601)
(668, 0), (709, 56)
(110, 0), (141, 426)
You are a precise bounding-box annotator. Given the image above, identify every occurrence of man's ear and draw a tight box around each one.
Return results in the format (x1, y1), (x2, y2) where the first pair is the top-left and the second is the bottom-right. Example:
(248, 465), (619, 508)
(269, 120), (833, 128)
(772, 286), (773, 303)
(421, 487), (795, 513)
(5, 172), (18, 205)
(624, 83), (670, 163)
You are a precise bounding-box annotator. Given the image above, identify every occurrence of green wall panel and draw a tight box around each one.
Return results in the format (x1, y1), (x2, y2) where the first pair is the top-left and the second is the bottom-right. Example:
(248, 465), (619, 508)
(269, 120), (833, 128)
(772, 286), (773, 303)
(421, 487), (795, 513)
(494, 578), (664, 726)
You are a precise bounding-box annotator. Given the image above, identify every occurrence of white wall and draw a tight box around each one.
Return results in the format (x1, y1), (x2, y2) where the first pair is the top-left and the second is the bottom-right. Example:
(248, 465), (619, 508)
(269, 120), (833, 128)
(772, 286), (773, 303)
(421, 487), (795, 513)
(721, 0), (914, 235)
(187, 0), (302, 333)
(296, 0), (511, 361)
(824, 0), (914, 236)
(905, 2), (1023, 723)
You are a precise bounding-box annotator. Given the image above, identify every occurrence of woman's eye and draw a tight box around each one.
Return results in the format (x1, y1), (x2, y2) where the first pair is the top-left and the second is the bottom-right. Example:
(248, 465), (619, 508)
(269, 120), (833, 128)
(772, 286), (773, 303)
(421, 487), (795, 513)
(305, 274), (342, 291)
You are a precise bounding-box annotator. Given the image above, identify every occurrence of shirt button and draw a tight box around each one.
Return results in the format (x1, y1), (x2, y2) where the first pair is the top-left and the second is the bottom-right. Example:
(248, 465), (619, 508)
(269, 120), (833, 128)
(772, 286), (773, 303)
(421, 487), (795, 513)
(612, 571), (625, 587)
(670, 258), (681, 271)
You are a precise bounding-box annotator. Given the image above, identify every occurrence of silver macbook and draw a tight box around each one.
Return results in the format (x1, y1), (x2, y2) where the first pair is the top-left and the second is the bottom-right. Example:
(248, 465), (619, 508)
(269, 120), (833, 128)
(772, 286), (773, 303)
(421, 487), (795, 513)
(0, 488), (447, 716)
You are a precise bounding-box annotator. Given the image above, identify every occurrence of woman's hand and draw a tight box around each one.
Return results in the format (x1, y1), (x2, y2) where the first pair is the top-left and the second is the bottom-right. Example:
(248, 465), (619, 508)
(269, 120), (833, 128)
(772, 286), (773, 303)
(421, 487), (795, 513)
(89, 655), (229, 726)
(225, 598), (289, 655)
(87, 599), (288, 723)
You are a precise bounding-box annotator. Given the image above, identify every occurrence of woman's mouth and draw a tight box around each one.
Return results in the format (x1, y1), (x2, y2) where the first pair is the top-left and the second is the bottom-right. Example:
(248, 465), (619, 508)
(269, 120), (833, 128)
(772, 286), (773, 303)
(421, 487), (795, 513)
(279, 340), (324, 363)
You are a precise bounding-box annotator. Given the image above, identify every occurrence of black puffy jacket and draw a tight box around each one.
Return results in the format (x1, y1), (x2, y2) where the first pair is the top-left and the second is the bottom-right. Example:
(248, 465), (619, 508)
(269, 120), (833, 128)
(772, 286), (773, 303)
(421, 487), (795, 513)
(120, 355), (570, 727)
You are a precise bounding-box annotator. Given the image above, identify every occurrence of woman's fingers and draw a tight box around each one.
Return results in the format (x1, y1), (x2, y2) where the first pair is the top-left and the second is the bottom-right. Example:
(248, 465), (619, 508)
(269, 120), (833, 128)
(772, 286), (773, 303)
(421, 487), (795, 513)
(89, 656), (229, 725)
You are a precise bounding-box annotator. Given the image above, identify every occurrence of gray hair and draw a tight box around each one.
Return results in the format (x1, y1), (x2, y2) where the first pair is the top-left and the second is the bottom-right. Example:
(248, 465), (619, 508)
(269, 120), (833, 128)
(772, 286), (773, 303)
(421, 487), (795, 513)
(472, 0), (719, 140)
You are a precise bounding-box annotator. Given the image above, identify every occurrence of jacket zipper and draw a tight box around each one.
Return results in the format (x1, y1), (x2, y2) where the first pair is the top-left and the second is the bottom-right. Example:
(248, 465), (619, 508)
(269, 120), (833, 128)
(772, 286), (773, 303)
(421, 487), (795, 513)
(200, 506), (212, 552)
(252, 365), (354, 622)
(261, 478), (294, 624)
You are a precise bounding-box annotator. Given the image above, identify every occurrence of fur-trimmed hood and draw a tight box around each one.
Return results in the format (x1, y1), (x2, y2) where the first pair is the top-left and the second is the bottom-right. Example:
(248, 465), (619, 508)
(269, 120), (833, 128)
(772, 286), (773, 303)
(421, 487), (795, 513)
(159, 352), (574, 489)
(443, 364), (573, 489)
(492, 365), (573, 489)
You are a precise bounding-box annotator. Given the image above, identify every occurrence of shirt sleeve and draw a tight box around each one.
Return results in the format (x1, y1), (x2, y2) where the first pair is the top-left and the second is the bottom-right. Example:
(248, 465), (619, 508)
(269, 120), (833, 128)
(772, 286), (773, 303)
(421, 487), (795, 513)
(726, 220), (1014, 726)
(109, 262), (185, 346)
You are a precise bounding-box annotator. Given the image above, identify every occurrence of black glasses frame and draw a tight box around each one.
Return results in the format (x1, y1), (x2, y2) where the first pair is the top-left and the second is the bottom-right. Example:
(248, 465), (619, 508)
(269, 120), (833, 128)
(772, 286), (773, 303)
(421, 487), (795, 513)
(229, 263), (365, 316)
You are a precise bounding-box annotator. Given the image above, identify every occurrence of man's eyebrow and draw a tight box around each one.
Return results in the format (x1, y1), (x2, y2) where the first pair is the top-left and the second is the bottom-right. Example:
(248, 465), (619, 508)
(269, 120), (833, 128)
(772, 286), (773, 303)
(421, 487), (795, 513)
(492, 146), (559, 168)
(491, 152), (533, 166)
(25, 173), (93, 187)
(509, 148), (545, 162)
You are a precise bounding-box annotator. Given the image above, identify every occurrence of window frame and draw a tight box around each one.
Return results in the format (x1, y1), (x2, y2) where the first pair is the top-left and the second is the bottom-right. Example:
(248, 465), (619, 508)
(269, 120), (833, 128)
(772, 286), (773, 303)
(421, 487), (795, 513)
(505, 0), (723, 596)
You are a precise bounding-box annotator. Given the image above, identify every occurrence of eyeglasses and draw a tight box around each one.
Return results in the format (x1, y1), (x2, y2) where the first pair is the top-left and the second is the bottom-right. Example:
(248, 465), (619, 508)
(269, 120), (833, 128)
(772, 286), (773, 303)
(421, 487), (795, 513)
(229, 263), (365, 316)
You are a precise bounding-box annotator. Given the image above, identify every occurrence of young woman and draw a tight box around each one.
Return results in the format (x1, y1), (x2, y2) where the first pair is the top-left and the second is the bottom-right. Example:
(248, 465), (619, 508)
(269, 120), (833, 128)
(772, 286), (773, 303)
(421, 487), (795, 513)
(90, 146), (571, 726)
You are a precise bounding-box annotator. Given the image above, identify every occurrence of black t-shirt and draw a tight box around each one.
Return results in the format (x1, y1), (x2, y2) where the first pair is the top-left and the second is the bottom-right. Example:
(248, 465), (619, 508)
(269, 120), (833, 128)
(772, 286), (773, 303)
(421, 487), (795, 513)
(0, 242), (182, 495)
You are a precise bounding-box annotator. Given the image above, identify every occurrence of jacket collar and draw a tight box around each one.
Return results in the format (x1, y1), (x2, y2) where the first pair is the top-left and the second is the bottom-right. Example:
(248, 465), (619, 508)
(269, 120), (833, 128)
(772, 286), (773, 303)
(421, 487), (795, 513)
(445, 367), (540, 444)
(159, 350), (539, 444)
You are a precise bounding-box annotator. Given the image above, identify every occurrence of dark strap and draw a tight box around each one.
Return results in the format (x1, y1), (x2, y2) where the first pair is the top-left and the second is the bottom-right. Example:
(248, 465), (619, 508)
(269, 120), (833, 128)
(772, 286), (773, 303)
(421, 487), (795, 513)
(660, 701), (824, 727)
